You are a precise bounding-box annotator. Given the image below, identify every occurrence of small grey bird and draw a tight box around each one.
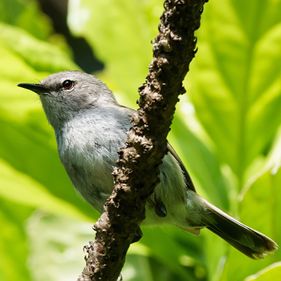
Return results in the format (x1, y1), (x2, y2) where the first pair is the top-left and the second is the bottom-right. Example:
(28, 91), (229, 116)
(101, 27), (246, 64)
(18, 71), (278, 259)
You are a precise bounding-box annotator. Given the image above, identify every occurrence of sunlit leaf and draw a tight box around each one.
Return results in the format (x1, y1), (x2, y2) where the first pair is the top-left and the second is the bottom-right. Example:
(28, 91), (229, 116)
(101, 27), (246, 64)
(171, 114), (230, 209)
(27, 213), (92, 281)
(0, 114), (96, 220)
(0, 199), (32, 281)
(245, 262), (281, 281)
(0, 23), (77, 73)
(67, 0), (162, 98)
(0, 0), (51, 39)
(0, 159), (88, 220)
(219, 131), (281, 280)
(141, 226), (204, 280)
(189, 0), (281, 187)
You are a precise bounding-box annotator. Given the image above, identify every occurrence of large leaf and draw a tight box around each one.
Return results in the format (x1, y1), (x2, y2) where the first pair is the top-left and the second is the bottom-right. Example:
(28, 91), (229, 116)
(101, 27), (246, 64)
(0, 24), (76, 74)
(141, 226), (204, 280)
(26, 213), (93, 281)
(0, 199), (32, 281)
(67, 0), (162, 99)
(0, 159), (87, 220)
(0, 113), (95, 220)
(170, 114), (230, 209)
(219, 127), (281, 281)
(0, 24), (95, 220)
(0, 0), (51, 39)
(245, 262), (281, 281)
(189, 0), (281, 188)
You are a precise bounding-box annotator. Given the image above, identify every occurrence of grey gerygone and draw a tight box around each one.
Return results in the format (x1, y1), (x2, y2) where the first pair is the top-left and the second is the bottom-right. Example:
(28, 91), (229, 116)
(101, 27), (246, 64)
(18, 71), (278, 258)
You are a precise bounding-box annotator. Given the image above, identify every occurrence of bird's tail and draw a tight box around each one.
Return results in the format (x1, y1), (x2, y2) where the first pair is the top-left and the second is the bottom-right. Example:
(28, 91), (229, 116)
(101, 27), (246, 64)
(200, 198), (278, 259)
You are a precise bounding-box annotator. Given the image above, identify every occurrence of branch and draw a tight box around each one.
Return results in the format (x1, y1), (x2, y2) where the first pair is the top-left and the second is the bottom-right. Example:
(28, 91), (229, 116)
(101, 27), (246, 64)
(78, 1), (208, 280)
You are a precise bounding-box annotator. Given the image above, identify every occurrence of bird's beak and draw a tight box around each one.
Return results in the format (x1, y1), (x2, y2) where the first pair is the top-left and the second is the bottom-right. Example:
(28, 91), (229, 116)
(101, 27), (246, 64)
(17, 83), (48, 95)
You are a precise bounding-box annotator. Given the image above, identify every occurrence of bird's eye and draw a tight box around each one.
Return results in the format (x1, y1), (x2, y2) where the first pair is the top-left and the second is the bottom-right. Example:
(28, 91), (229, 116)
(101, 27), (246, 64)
(62, 80), (74, 90)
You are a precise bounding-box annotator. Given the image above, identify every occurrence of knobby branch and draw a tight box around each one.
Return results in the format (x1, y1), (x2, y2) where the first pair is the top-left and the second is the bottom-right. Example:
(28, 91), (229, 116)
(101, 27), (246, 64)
(78, 1), (208, 280)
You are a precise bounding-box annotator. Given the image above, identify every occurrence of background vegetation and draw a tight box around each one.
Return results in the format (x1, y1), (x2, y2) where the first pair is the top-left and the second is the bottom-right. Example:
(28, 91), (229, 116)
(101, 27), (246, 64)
(0, 0), (281, 280)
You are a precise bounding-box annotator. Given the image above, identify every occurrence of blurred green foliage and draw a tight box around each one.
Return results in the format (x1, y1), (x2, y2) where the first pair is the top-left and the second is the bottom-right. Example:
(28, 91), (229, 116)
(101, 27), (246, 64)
(0, 0), (280, 280)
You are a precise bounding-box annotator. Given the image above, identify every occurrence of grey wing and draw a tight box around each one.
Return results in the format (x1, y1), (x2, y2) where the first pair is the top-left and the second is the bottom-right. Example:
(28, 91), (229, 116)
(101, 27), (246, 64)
(167, 143), (196, 192)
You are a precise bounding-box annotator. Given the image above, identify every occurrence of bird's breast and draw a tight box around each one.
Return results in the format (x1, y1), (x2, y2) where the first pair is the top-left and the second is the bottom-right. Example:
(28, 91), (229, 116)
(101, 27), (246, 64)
(55, 115), (128, 210)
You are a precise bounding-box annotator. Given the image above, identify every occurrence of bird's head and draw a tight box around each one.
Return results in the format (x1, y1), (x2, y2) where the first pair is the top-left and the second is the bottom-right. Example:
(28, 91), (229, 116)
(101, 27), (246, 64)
(18, 70), (117, 128)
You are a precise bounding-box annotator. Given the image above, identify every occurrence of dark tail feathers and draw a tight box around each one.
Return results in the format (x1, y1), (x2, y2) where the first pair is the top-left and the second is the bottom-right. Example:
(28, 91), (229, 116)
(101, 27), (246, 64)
(202, 199), (278, 259)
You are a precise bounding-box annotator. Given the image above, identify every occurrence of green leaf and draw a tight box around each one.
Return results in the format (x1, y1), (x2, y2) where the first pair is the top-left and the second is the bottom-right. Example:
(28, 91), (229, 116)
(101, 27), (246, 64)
(189, 0), (281, 188)
(219, 131), (281, 281)
(245, 262), (281, 281)
(123, 254), (154, 281)
(0, 0), (51, 39)
(0, 23), (77, 73)
(170, 114), (230, 209)
(26, 213), (93, 281)
(0, 199), (32, 281)
(0, 114), (96, 220)
(67, 0), (162, 98)
(0, 23), (93, 221)
(141, 226), (206, 281)
(0, 159), (88, 220)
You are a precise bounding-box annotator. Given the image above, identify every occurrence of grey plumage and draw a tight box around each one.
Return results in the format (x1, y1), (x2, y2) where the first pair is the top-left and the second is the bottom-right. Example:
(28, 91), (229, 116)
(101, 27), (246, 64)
(18, 70), (278, 259)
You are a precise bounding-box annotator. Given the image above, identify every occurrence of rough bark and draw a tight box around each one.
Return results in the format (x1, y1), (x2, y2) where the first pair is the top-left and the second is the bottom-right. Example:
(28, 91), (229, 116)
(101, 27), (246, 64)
(78, 1), (208, 280)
